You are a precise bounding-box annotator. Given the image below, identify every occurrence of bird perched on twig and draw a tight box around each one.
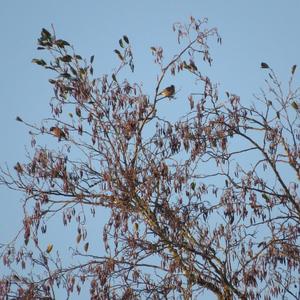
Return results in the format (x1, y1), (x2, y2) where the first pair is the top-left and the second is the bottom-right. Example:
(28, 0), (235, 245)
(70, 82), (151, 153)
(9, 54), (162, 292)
(50, 126), (66, 141)
(158, 85), (175, 98)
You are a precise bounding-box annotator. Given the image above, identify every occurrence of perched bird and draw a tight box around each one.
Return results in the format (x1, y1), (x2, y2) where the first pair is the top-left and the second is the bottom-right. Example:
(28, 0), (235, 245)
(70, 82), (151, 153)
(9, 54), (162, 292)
(46, 244), (53, 254)
(291, 101), (299, 111)
(50, 126), (66, 140)
(261, 62), (269, 69)
(158, 85), (175, 98)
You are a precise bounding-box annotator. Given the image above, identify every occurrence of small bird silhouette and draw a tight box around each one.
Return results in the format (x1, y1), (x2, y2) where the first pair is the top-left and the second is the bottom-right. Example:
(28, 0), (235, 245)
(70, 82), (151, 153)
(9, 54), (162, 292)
(50, 127), (66, 140)
(158, 85), (175, 98)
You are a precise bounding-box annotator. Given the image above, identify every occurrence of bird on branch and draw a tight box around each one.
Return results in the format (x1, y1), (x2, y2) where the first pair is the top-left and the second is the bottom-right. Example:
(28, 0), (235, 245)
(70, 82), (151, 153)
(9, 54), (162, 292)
(50, 126), (67, 141)
(158, 85), (175, 98)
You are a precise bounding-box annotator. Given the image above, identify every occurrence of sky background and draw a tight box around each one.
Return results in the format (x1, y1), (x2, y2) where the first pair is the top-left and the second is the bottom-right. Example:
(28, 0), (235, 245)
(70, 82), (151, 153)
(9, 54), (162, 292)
(0, 1), (299, 299)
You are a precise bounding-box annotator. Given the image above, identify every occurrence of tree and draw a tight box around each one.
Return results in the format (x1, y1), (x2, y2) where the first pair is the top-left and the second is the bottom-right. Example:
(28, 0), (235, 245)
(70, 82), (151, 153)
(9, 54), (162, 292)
(0, 17), (299, 300)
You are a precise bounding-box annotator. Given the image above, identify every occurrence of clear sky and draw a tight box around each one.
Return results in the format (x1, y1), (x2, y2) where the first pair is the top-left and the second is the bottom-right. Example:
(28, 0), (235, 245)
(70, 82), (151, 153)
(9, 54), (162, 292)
(0, 1), (299, 299)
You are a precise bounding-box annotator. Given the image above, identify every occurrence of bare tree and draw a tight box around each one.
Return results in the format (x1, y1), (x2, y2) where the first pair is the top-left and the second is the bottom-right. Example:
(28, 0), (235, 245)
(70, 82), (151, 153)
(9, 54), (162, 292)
(0, 17), (299, 300)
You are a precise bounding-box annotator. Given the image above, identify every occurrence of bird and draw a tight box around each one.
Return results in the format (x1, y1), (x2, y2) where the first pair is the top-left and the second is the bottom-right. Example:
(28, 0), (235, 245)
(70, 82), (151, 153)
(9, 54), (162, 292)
(50, 126), (66, 140)
(158, 85), (175, 98)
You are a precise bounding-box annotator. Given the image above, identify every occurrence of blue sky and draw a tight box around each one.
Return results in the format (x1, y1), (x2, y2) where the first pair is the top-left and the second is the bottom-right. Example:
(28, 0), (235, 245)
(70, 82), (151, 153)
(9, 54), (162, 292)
(0, 1), (299, 299)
